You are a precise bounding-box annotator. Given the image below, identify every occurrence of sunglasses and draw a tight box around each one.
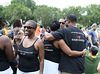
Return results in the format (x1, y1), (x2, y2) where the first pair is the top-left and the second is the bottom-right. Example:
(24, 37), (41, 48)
(59, 22), (65, 24)
(24, 26), (35, 29)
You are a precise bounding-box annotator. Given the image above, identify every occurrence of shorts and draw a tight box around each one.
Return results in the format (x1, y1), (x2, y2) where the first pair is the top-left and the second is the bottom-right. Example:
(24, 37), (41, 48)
(17, 68), (39, 74)
(0, 67), (13, 74)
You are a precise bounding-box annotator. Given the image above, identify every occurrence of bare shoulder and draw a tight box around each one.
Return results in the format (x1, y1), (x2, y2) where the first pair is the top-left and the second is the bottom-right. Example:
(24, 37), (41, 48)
(36, 38), (43, 44)
(0, 35), (11, 45)
(35, 38), (44, 47)
(1, 35), (10, 40)
(34, 38), (44, 51)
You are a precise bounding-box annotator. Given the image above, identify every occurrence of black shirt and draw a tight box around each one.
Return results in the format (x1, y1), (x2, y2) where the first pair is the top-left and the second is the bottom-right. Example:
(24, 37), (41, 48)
(0, 35), (10, 71)
(52, 26), (85, 73)
(18, 38), (39, 72)
(0, 49), (10, 71)
(44, 40), (61, 63)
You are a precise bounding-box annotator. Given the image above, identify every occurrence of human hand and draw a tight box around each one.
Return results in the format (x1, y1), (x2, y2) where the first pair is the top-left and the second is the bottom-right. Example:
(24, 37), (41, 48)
(14, 35), (21, 44)
(97, 62), (100, 74)
(91, 44), (93, 47)
(82, 49), (86, 57)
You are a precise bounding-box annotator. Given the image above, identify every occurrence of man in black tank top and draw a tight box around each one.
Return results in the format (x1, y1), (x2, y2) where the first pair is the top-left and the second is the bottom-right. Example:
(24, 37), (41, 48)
(44, 14), (86, 74)
(14, 20), (44, 74)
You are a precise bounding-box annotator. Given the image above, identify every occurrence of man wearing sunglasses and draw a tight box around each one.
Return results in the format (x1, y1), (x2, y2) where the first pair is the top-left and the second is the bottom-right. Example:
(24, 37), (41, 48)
(59, 18), (66, 28)
(14, 20), (44, 74)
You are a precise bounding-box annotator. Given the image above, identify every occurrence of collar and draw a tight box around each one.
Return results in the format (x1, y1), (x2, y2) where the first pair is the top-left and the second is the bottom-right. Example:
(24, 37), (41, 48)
(91, 56), (97, 58)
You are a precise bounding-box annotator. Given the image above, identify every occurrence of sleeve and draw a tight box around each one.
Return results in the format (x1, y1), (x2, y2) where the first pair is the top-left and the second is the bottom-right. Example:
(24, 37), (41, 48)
(88, 31), (92, 36)
(51, 28), (64, 40)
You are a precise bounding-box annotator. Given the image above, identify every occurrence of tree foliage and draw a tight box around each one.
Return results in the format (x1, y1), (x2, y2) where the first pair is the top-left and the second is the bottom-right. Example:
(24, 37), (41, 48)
(11, 0), (36, 12)
(33, 5), (60, 27)
(0, 5), (4, 19)
(85, 4), (100, 26)
(1, 0), (100, 28)
(2, 3), (32, 26)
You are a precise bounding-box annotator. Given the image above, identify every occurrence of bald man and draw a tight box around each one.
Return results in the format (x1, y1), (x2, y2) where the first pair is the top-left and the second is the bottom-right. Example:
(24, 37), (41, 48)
(59, 18), (66, 28)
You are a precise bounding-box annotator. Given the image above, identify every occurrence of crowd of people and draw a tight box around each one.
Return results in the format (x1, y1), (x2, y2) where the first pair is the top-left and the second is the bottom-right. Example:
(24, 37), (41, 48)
(0, 14), (100, 74)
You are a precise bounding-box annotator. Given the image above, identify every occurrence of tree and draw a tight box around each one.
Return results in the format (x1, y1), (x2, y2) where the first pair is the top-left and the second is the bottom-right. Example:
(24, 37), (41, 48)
(33, 5), (60, 27)
(11, 0), (36, 12)
(62, 6), (84, 24)
(84, 4), (100, 27)
(0, 5), (4, 19)
(2, 3), (32, 26)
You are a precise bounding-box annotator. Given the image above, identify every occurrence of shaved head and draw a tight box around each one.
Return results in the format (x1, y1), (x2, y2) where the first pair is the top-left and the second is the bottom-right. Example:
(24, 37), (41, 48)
(59, 18), (65, 22)
(26, 20), (37, 29)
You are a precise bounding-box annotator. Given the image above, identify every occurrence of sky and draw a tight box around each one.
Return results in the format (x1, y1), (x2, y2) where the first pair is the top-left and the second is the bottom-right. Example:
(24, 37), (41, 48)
(0, 0), (100, 10)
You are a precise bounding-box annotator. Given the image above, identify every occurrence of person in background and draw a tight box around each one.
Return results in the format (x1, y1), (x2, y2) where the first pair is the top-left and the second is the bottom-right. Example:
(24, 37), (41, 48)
(13, 19), (24, 74)
(0, 16), (5, 35)
(81, 28), (88, 37)
(85, 46), (99, 74)
(14, 20), (44, 74)
(8, 27), (13, 40)
(88, 23), (99, 47)
(81, 27), (89, 49)
(2, 22), (8, 36)
(35, 24), (40, 39)
(59, 18), (66, 28)
(13, 19), (23, 45)
(46, 26), (50, 33)
(40, 25), (45, 39)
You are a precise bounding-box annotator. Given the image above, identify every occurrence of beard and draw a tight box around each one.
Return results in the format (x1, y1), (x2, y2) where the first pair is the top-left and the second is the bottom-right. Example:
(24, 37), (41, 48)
(94, 28), (96, 31)
(65, 23), (68, 27)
